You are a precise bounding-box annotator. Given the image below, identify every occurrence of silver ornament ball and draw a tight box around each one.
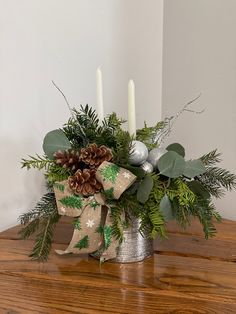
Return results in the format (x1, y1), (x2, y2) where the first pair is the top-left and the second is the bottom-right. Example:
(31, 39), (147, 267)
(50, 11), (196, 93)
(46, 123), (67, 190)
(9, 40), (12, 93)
(141, 161), (154, 173)
(147, 147), (167, 169)
(129, 140), (148, 166)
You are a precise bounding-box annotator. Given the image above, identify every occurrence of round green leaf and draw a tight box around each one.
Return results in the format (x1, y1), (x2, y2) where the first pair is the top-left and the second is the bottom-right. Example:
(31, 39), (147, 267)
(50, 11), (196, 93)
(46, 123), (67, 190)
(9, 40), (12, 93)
(43, 129), (71, 159)
(137, 175), (154, 204)
(157, 151), (185, 178)
(159, 194), (174, 221)
(183, 159), (206, 178)
(166, 143), (185, 157)
(123, 165), (145, 179)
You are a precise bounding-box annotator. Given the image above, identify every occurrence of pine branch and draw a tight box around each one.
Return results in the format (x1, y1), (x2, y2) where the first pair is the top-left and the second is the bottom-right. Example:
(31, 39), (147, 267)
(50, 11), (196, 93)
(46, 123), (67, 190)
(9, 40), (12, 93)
(102, 112), (126, 130)
(190, 198), (222, 239)
(140, 175), (166, 238)
(197, 166), (236, 198)
(109, 206), (124, 242)
(21, 155), (53, 171)
(45, 164), (71, 185)
(205, 167), (236, 191)
(19, 193), (56, 225)
(165, 178), (195, 228)
(112, 129), (133, 165)
(200, 149), (222, 166)
(18, 192), (60, 261)
(136, 121), (166, 149)
(30, 212), (59, 261)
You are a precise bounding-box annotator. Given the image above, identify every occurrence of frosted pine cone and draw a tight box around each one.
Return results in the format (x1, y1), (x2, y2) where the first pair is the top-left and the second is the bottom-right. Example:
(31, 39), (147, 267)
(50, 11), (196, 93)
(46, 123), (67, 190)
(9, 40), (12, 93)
(68, 168), (102, 196)
(80, 143), (113, 168)
(53, 149), (80, 171)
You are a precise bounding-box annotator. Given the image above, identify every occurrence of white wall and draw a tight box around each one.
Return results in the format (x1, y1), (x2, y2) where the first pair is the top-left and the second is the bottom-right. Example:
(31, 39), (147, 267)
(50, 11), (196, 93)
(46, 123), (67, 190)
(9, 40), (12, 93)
(0, 0), (163, 231)
(162, 0), (236, 219)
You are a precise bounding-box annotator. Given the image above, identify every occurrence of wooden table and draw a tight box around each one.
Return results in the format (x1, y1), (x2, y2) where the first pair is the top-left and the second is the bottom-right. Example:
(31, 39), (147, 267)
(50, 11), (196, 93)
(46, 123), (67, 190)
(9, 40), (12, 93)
(1, 218), (236, 313)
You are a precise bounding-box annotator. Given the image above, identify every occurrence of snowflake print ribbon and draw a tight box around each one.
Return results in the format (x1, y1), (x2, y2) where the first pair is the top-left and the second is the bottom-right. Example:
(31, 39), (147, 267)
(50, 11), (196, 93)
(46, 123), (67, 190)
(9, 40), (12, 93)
(53, 161), (137, 261)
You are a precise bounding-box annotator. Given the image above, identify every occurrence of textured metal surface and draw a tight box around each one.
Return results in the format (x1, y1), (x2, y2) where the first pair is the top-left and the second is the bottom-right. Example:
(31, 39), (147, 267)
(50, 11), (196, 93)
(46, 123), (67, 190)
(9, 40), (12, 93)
(115, 217), (153, 263)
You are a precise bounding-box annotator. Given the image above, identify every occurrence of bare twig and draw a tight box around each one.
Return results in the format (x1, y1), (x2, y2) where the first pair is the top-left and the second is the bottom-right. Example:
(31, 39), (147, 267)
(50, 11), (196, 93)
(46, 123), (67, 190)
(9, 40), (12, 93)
(153, 94), (204, 145)
(52, 80), (74, 116)
(51, 80), (87, 140)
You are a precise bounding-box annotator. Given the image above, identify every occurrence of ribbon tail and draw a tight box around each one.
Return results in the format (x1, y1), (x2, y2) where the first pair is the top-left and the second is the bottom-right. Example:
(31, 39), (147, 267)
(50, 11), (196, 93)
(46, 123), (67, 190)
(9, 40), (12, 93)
(55, 203), (103, 255)
(99, 209), (120, 262)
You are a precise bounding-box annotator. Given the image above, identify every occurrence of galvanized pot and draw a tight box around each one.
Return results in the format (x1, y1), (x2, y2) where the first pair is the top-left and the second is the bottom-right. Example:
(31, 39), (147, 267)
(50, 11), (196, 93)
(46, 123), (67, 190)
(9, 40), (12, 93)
(115, 217), (153, 263)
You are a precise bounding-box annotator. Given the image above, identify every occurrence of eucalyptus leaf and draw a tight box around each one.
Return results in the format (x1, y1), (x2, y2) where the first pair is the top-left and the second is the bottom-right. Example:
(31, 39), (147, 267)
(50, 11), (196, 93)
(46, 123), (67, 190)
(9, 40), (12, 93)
(157, 151), (185, 178)
(43, 129), (71, 159)
(187, 180), (210, 199)
(123, 165), (145, 179)
(166, 143), (185, 157)
(137, 175), (154, 204)
(183, 159), (206, 178)
(159, 194), (174, 221)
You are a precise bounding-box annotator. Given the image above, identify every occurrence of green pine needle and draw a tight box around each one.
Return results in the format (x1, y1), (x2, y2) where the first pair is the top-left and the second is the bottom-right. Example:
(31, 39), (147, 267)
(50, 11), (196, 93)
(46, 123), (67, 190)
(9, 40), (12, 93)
(200, 149), (222, 166)
(136, 121), (166, 149)
(21, 155), (53, 171)
(18, 192), (60, 261)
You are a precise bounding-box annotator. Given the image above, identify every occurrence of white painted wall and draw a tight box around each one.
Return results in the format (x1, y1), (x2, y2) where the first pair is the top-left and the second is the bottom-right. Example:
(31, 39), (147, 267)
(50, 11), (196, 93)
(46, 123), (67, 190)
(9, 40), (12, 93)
(0, 0), (163, 231)
(162, 0), (236, 219)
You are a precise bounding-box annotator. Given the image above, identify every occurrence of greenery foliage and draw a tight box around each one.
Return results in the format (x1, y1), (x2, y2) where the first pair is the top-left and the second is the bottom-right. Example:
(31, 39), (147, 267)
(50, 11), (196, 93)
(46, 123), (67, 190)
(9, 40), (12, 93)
(19, 105), (236, 261)
(18, 193), (60, 261)
(136, 121), (166, 149)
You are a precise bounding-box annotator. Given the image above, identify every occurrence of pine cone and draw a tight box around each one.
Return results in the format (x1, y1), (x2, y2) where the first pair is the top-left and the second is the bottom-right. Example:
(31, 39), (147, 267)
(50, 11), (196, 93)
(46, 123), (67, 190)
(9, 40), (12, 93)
(54, 149), (80, 171)
(68, 168), (102, 196)
(80, 143), (113, 168)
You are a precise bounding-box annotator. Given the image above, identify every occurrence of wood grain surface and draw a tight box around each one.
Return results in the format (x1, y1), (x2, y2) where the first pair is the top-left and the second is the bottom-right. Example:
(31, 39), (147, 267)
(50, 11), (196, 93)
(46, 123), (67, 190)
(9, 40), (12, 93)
(1, 218), (236, 313)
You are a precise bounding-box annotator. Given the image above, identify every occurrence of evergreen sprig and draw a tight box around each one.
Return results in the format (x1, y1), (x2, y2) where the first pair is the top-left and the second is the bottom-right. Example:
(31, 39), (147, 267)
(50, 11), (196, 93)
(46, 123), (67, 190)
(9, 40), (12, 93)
(45, 164), (71, 185)
(197, 167), (236, 198)
(112, 129), (133, 165)
(109, 206), (125, 242)
(140, 175), (166, 238)
(200, 149), (222, 166)
(190, 197), (222, 239)
(18, 192), (60, 261)
(21, 155), (53, 171)
(197, 149), (236, 198)
(136, 121), (166, 149)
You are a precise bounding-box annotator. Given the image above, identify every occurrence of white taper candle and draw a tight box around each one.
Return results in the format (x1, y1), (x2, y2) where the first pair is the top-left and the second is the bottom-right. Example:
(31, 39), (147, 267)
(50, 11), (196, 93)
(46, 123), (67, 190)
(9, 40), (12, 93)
(128, 79), (136, 137)
(96, 67), (104, 122)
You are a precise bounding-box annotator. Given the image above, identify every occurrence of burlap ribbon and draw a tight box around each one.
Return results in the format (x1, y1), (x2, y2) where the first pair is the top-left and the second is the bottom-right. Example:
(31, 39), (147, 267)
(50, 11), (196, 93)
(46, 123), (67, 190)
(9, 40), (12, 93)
(53, 161), (136, 261)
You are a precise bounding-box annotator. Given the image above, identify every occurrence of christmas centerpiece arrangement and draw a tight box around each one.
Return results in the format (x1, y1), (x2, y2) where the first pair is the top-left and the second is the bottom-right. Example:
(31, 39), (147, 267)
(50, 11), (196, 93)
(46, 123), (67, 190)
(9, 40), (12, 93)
(19, 72), (236, 262)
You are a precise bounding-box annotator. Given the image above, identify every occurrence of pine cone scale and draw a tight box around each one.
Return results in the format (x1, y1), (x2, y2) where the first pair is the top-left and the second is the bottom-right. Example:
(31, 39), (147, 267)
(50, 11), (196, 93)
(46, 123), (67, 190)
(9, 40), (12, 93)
(68, 168), (102, 196)
(80, 143), (113, 168)
(54, 149), (80, 171)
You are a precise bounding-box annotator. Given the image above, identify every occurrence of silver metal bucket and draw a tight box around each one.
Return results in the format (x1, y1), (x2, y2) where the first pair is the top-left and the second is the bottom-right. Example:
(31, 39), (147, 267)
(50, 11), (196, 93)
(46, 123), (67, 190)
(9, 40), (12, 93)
(115, 217), (153, 263)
